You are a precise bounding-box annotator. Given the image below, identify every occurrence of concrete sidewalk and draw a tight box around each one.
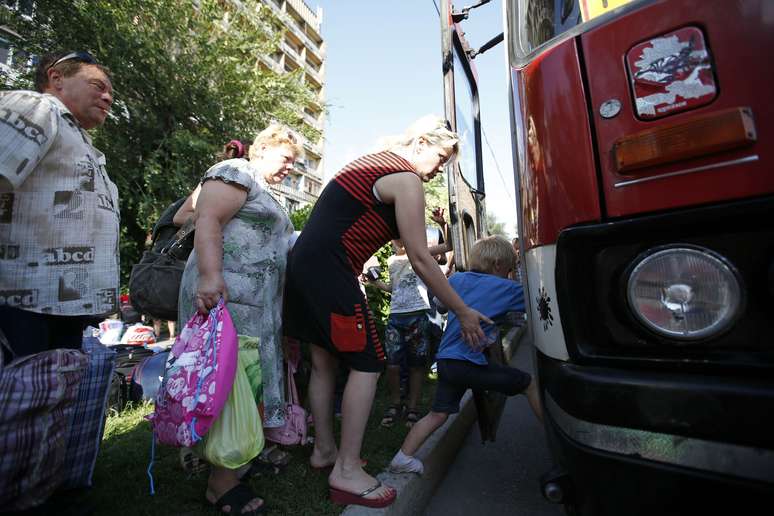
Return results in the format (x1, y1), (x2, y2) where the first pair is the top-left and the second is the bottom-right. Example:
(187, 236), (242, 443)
(342, 326), (528, 516)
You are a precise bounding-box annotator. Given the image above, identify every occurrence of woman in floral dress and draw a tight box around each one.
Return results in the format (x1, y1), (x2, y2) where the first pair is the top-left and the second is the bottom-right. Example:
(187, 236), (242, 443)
(177, 123), (300, 515)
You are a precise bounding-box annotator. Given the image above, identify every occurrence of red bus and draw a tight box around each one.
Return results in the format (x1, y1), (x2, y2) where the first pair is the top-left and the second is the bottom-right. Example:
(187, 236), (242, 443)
(439, 1), (774, 513)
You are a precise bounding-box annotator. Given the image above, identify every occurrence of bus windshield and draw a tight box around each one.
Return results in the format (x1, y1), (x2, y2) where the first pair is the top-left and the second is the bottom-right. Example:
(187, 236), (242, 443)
(511, 0), (640, 57)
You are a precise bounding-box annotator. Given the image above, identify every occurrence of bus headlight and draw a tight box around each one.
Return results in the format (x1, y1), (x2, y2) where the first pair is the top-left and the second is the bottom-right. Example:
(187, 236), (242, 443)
(626, 246), (743, 341)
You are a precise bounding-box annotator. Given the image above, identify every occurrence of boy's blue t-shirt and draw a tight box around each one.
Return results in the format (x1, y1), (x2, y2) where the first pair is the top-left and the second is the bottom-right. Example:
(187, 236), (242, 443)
(435, 271), (524, 366)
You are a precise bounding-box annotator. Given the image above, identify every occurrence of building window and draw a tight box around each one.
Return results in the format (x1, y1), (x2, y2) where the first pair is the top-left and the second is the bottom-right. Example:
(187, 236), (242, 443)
(12, 49), (28, 69)
(0, 39), (11, 67)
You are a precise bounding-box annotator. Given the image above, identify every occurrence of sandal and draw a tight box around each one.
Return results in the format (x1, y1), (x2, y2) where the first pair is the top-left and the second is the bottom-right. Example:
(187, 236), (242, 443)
(260, 445), (291, 468)
(240, 445), (290, 479)
(380, 404), (402, 428)
(238, 459), (281, 479)
(180, 447), (209, 477)
(329, 481), (396, 508)
(405, 409), (421, 428)
(208, 483), (266, 515)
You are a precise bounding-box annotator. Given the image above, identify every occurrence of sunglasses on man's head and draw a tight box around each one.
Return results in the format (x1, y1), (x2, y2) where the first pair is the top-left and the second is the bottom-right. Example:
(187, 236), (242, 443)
(46, 51), (97, 71)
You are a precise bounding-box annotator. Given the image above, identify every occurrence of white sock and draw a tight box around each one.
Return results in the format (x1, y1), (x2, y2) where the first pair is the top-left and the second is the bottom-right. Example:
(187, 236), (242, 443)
(389, 449), (424, 475)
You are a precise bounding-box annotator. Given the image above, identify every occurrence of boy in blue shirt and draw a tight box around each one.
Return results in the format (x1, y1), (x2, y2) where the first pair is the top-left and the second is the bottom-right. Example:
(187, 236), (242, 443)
(389, 236), (542, 474)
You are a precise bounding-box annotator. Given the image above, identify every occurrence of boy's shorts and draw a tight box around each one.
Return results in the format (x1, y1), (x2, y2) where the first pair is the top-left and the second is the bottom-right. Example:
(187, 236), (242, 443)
(431, 358), (532, 414)
(383, 311), (433, 368)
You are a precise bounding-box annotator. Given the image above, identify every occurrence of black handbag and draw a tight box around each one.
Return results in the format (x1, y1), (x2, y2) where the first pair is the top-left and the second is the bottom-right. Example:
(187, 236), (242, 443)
(128, 221), (194, 322)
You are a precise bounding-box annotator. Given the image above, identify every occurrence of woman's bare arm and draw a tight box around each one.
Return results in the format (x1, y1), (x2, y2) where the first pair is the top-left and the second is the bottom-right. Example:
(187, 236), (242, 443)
(192, 180), (246, 313)
(375, 173), (490, 346)
(172, 184), (202, 226)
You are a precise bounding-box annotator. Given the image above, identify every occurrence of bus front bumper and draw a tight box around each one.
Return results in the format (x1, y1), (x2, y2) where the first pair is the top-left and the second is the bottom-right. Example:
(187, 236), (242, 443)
(536, 350), (774, 515)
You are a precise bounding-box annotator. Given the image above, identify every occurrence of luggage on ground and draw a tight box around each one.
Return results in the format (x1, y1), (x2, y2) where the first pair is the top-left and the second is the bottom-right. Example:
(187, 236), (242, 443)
(61, 336), (117, 489)
(0, 340), (88, 511)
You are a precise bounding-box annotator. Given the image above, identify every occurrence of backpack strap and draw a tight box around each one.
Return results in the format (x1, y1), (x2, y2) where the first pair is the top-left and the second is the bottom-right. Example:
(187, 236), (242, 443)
(189, 298), (224, 443)
(151, 197), (187, 245)
(147, 433), (156, 495)
(286, 360), (299, 406)
(160, 218), (195, 259)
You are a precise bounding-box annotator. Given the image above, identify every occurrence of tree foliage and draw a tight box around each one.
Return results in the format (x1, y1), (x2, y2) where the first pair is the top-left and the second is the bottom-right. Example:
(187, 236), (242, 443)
(423, 173), (449, 224)
(486, 212), (508, 237)
(363, 244), (393, 335)
(289, 203), (314, 231)
(4, 0), (319, 284)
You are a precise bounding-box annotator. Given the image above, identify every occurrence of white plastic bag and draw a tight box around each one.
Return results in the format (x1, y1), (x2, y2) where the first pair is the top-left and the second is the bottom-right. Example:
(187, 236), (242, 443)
(98, 319), (124, 345)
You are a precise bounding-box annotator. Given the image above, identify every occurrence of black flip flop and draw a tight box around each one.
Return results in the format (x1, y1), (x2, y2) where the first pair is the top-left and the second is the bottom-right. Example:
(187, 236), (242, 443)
(209, 483), (266, 515)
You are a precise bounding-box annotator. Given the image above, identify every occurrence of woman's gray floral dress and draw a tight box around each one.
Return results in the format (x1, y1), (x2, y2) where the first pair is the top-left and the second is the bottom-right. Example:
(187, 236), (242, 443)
(179, 158), (292, 428)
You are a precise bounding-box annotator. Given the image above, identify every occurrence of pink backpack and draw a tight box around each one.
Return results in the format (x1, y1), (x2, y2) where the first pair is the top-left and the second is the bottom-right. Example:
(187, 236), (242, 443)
(265, 358), (307, 446)
(148, 299), (238, 448)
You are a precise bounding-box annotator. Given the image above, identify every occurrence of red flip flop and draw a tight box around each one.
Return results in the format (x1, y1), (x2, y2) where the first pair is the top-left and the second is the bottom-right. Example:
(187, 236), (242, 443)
(329, 482), (396, 508)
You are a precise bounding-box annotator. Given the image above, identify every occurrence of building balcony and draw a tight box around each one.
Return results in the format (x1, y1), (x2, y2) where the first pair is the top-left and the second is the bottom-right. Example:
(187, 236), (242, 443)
(303, 138), (323, 158)
(286, 0), (321, 35)
(258, 53), (283, 74)
(264, 1), (325, 61)
(303, 111), (322, 129)
(290, 23), (325, 61)
(269, 182), (317, 205)
(304, 65), (323, 86)
(280, 40), (303, 63)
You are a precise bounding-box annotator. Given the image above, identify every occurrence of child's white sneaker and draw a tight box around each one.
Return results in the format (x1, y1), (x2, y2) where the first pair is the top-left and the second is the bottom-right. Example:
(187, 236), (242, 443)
(389, 450), (424, 475)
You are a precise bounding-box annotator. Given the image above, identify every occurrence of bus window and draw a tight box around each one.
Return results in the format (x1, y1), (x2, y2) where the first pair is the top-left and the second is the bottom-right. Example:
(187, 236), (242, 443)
(461, 211), (476, 265)
(452, 41), (482, 193)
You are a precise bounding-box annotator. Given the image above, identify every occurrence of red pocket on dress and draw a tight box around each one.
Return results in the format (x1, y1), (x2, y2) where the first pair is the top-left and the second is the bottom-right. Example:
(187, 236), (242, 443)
(330, 312), (366, 352)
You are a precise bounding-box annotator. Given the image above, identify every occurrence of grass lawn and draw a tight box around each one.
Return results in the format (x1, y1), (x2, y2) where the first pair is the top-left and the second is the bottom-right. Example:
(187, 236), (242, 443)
(88, 372), (438, 515)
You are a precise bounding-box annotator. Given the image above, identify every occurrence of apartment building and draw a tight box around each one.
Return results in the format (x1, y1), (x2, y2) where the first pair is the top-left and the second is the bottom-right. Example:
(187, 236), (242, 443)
(260, 0), (326, 213)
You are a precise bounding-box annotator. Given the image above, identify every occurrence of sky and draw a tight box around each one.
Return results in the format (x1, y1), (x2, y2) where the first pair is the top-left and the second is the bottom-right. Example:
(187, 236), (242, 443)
(312, 0), (518, 237)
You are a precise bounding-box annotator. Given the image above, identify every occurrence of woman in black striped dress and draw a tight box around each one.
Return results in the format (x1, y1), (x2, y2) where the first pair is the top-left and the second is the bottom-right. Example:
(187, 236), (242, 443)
(284, 115), (490, 508)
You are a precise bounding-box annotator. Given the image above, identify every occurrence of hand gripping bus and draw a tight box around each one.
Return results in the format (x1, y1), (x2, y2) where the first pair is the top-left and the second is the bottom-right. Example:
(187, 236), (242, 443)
(438, 1), (774, 514)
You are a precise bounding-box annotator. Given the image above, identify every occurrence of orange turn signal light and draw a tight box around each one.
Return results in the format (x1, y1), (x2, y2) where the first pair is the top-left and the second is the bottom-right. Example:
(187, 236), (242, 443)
(613, 107), (756, 173)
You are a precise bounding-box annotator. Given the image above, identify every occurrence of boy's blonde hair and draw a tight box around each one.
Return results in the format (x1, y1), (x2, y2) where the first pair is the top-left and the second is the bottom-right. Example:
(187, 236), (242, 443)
(249, 122), (304, 160)
(469, 235), (517, 274)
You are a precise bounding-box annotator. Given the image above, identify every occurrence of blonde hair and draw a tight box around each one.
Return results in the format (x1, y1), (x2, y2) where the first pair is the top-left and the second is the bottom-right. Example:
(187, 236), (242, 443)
(379, 115), (460, 158)
(469, 236), (517, 274)
(249, 122), (304, 160)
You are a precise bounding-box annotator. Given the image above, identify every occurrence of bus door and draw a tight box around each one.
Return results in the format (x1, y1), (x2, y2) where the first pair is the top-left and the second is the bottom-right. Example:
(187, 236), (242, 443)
(439, 0), (487, 270)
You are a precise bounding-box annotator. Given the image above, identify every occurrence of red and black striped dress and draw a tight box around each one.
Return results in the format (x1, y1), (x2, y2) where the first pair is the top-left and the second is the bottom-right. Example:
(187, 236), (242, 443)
(284, 151), (415, 372)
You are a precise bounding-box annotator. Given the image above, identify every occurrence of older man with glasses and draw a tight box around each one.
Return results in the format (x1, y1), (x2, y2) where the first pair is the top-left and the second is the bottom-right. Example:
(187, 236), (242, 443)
(0, 51), (118, 512)
(0, 50), (117, 359)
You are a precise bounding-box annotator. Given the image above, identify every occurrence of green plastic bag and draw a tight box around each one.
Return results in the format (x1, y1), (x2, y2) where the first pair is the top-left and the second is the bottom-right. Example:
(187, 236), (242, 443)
(195, 351), (264, 469)
(237, 336), (263, 404)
